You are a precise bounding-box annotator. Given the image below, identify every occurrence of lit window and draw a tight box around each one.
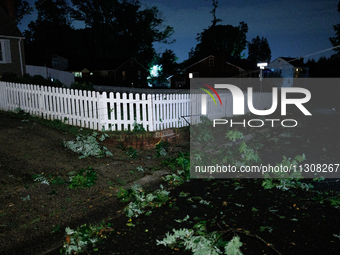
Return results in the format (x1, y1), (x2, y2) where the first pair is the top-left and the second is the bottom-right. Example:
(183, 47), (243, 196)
(189, 73), (193, 78)
(74, 72), (82, 78)
(122, 70), (126, 80)
(296, 68), (299, 72)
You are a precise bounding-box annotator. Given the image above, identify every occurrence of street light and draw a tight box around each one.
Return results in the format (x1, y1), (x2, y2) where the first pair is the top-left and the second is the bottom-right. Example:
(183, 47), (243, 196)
(257, 62), (267, 92)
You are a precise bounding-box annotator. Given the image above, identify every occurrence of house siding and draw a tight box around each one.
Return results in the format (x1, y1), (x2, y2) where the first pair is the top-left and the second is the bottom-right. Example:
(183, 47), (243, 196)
(115, 59), (148, 88)
(0, 37), (25, 77)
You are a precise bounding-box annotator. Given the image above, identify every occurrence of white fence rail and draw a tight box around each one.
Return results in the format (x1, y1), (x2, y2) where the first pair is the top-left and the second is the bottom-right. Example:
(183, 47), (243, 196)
(93, 85), (189, 94)
(0, 82), (273, 131)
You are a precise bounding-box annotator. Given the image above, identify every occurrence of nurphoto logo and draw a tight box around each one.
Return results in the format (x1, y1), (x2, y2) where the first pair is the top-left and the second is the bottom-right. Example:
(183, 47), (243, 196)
(195, 79), (312, 128)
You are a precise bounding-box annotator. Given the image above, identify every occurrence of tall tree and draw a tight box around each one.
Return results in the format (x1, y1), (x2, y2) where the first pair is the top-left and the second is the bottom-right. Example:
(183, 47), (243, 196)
(330, 1), (340, 57)
(247, 36), (271, 63)
(71, 0), (174, 66)
(205, 0), (221, 27)
(193, 22), (248, 60)
(159, 49), (178, 77)
(15, 0), (31, 24)
(24, 0), (74, 66)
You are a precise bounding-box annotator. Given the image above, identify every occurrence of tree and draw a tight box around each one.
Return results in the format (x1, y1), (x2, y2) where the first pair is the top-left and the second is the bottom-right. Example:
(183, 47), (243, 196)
(247, 36), (271, 63)
(193, 22), (248, 60)
(205, 0), (221, 27)
(24, 0), (75, 66)
(15, 0), (31, 24)
(71, 0), (174, 66)
(330, 1), (340, 57)
(159, 49), (178, 77)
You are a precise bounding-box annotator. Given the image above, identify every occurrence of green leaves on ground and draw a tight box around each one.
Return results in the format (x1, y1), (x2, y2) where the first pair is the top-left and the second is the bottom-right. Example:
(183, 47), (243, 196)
(63, 132), (113, 159)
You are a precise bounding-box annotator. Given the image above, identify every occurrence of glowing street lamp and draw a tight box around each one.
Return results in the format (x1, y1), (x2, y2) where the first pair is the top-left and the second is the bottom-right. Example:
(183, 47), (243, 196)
(257, 62), (267, 92)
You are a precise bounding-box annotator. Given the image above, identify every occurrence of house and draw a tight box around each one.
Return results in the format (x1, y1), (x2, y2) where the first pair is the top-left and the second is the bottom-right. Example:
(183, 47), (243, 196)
(70, 57), (149, 87)
(267, 57), (309, 87)
(0, 2), (25, 77)
(182, 55), (259, 87)
(114, 58), (148, 88)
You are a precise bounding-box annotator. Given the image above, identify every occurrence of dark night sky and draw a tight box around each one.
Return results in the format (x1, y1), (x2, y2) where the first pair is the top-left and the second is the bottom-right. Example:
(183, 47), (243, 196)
(18, 0), (340, 63)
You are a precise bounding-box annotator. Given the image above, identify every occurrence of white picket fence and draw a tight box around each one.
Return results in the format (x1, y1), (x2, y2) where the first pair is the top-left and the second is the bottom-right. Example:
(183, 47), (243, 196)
(0, 82), (273, 131)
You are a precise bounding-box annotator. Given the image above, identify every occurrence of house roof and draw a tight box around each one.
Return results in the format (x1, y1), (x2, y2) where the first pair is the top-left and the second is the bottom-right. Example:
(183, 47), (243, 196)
(68, 57), (148, 72)
(275, 57), (306, 67)
(114, 57), (148, 71)
(182, 55), (215, 70)
(182, 55), (258, 71)
(226, 57), (258, 71)
(0, 5), (24, 38)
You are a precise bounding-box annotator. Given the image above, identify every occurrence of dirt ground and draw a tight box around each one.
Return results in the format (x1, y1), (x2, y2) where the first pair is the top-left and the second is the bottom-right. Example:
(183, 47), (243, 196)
(0, 111), (189, 254)
(1, 110), (340, 255)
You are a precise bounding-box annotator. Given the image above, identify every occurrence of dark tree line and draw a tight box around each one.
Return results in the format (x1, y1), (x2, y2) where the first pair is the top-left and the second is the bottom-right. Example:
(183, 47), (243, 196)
(24, 0), (174, 70)
(21, 0), (275, 79)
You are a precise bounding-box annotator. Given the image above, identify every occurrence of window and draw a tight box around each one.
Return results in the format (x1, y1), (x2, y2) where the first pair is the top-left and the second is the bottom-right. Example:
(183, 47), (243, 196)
(122, 70), (126, 80)
(209, 57), (214, 67)
(74, 72), (82, 78)
(189, 72), (199, 78)
(138, 70), (141, 79)
(0, 39), (11, 64)
(130, 60), (134, 66)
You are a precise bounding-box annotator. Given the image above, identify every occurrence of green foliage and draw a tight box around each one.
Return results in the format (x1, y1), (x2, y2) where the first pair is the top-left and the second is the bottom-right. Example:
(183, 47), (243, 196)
(62, 221), (113, 254)
(70, 82), (95, 91)
(32, 174), (50, 185)
(132, 120), (146, 132)
(63, 132), (113, 159)
(0, 73), (63, 87)
(50, 176), (66, 185)
(126, 146), (137, 158)
(162, 151), (190, 180)
(191, 116), (215, 143)
(68, 168), (97, 189)
(262, 154), (313, 191)
(157, 224), (243, 255)
(163, 171), (186, 186)
(156, 140), (169, 157)
(117, 183), (170, 218)
(225, 130), (244, 142)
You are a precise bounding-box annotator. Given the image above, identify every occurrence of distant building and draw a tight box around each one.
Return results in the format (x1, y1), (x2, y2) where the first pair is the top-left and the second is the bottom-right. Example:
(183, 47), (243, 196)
(70, 57), (149, 87)
(267, 57), (309, 87)
(0, 2), (25, 77)
(182, 55), (259, 87)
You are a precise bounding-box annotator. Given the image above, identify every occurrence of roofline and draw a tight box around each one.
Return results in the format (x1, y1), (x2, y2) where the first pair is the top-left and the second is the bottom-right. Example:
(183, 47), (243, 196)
(225, 61), (245, 72)
(0, 35), (25, 39)
(115, 57), (148, 71)
(182, 55), (215, 70)
(270, 57), (306, 67)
